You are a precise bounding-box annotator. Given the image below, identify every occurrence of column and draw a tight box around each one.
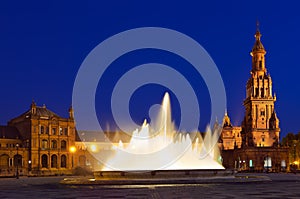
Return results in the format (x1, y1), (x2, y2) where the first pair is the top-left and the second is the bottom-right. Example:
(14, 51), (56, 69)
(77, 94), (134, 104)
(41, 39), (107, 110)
(266, 105), (268, 129)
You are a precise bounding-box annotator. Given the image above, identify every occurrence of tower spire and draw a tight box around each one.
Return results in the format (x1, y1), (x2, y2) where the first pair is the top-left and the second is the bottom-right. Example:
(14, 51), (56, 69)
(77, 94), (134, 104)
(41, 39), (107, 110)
(243, 22), (280, 147)
(254, 20), (262, 41)
(250, 21), (266, 75)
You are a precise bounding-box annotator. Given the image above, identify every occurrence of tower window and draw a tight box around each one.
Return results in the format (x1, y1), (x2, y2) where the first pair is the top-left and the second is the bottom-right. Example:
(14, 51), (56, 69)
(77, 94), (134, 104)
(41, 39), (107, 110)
(259, 60), (262, 69)
(260, 110), (265, 116)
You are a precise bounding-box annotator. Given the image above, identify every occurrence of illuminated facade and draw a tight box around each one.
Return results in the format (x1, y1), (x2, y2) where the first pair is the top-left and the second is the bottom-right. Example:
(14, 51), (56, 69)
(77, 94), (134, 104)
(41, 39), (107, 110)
(0, 102), (79, 176)
(0, 126), (26, 176)
(242, 28), (280, 147)
(0, 24), (291, 176)
(221, 112), (242, 150)
(0, 102), (116, 177)
(221, 26), (289, 172)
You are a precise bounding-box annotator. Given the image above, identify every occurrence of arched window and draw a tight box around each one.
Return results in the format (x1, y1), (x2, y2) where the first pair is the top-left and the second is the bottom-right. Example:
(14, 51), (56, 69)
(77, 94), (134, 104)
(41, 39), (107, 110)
(51, 140), (57, 149)
(51, 155), (57, 168)
(41, 154), (48, 168)
(61, 155), (67, 168)
(13, 154), (22, 167)
(61, 140), (67, 150)
(0, 154), (9, 168)
(41, 139), (48, 149)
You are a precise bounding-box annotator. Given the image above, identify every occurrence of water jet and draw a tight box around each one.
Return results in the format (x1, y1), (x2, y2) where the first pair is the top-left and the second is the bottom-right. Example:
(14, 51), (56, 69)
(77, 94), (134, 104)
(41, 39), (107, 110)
(87, 92), (224, 173)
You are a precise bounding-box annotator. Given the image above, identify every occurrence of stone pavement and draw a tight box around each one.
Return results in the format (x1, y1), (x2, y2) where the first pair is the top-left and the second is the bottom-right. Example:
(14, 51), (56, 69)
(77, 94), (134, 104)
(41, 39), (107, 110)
(0, 173), (299, 198)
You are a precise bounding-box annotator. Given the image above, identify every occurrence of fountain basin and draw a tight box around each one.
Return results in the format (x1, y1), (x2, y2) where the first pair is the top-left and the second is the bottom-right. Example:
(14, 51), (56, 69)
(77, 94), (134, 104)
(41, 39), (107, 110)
(94, 169), (232, 179)
(60, 170), (241, 185)
(94, 170), (234, 184)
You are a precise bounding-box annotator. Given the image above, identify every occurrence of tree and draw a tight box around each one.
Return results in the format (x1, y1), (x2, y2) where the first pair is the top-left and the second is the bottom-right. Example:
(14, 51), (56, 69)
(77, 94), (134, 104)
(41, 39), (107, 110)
(281, 133), (296, 147)
(281, 132), (300, 169)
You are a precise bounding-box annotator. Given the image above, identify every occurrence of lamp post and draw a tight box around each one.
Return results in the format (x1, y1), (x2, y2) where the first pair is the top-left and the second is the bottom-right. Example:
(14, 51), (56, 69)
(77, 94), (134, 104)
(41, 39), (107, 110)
(294, 143), (296, 162)
(69, 146), (76, 169)
(294, 143), (298, 171)
(16, 143), (19, 179)
(266, 155), (269, 173)
(28, 160), (31, 174)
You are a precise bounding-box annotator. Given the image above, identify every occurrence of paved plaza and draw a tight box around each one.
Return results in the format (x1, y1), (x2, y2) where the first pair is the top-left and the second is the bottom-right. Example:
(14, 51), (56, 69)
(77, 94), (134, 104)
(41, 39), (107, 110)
(0, 173), (300, 198)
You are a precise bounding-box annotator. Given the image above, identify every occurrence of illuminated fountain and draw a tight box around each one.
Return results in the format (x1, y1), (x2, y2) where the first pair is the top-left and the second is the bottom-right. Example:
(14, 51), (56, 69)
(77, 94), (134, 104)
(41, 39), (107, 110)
(90, 92), (224, 172)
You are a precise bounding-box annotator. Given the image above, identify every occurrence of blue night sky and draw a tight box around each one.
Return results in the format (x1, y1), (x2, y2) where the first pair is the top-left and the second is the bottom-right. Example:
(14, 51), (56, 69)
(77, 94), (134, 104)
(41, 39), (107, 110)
(0, 1), (299, 137)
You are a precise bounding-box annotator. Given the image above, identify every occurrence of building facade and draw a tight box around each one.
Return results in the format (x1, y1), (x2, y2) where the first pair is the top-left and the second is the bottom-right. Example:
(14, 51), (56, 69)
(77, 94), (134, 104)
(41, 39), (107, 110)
(0, 126), (26, 176)
(221, 112), (242, 150)
(0, 102), (79, 176)
(221, 26), (289, 172)
(242, 29), (280, 147)
(0, 25), (291, 176)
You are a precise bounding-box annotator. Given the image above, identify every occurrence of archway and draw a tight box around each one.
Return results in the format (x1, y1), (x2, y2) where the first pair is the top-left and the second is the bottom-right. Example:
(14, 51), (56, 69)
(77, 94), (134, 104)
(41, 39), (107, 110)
(0, 154), (9, 169)
(61, 155), (67, 168)
(264, 156), (272, 171)
(51, 154), (57, 168)
(41, 154), (48, 168)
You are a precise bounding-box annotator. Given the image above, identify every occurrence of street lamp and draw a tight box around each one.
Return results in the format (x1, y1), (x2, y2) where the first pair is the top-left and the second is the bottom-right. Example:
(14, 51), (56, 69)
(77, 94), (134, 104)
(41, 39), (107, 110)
(16, 143), (19, 179)
(69, 146), (76, 168)
(266, 156), (269, 173)
(294, 144), (296, 162)
(90, 144), (97, 152)
(28, 160), (31, 173)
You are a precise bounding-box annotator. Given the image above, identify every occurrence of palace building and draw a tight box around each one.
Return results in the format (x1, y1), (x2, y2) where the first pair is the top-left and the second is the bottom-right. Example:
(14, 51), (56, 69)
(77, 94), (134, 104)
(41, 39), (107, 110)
(0, 102), (80, 176)
(0, 24), (291, 176)
(221, 26), (289, 172)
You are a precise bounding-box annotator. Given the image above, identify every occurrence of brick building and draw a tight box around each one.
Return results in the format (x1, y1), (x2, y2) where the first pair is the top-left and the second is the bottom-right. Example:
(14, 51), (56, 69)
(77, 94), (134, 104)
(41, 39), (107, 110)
(0, 102), (79, 176)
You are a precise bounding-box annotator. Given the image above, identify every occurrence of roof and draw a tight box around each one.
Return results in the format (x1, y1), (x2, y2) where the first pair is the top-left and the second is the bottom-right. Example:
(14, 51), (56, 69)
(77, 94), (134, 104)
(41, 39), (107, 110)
(252, 30), (265, 52)
(0, 126), (22, 139)
(10, 103), (63, 122)
(31, 106), (61, 118)
(223, 113), (232, 128)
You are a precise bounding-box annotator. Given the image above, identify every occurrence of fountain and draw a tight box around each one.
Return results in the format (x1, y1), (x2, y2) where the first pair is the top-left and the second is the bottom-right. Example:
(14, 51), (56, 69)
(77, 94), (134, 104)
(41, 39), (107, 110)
(88, 92), (224, 173)
(60, 92), (236, 185)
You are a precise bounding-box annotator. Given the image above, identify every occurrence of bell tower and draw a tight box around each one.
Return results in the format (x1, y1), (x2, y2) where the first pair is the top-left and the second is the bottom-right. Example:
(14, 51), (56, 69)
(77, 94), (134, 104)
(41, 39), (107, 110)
(242, 23), (280, 147)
